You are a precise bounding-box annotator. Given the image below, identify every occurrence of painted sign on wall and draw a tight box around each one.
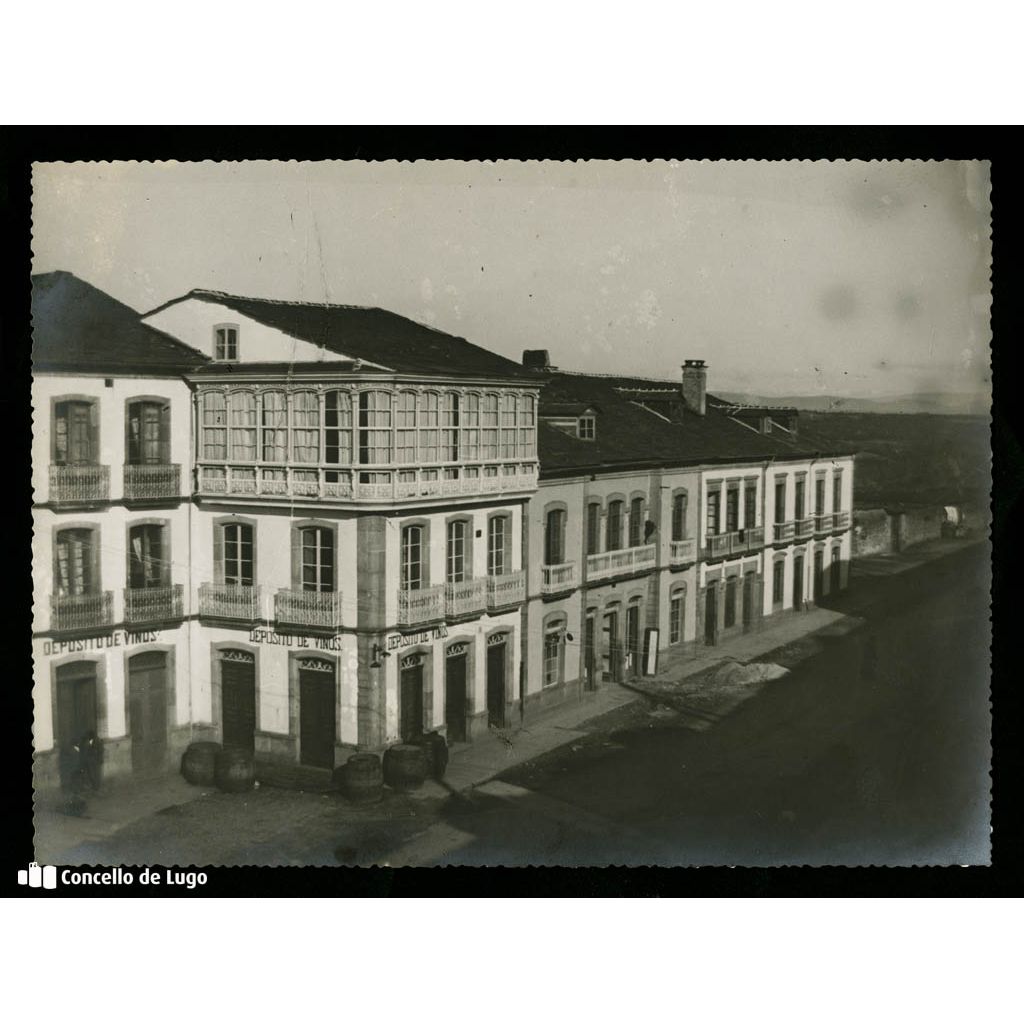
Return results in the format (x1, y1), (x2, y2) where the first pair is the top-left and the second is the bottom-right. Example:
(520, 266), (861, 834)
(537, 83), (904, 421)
(386, 624), (448, 651)
(42, 629), (160, 657)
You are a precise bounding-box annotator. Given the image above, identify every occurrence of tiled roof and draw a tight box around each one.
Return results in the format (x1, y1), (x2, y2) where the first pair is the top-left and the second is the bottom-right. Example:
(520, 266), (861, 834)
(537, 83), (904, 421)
(533, 370), (852, 477)
(148, 289), (534, 381)
(32, 272), (208, 373)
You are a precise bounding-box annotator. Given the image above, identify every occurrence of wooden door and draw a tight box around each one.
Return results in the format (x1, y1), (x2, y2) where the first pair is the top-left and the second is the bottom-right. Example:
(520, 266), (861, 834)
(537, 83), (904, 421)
(486, 640), (505, 728)
(625, 604), (640, 676)
(221, 655), (256, 752)
(704, 587), (718, 645)
(602, 611), (618, 677)
(399, 662), (424, 742)
(793, 556), (804, 610)
(129, 651), (168, 775)
(584, 616), (597, 691)
(742, 572), (755, 628)
(813, 550), (824, 602)
(299, 665), (336, 769)
(445, 654), (467, 744)
(831, 555), (842, 594)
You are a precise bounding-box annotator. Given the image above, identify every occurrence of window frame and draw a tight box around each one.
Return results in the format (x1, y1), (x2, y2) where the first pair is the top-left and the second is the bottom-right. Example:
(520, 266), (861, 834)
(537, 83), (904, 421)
(52, 395), (99, 466)
(401, 520), (429, 592)
(445, 516), (472, 585)
(53, 523), (101, 598)
(126, 519), (171, 590)
(487, 512), (510, 577)
(214, 516), (258, 588)
(578, 415), (596, 440)
(291, 520), (337, 593)
(213, 323), (240, 362)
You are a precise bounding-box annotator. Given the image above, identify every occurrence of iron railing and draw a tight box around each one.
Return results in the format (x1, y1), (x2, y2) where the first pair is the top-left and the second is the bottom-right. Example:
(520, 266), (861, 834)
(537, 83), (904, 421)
(50, 591), (113, 631)
(49, 464), (109, 503)
(123, 464), (181, 500)
(486, 569), (526, 608)
(398, 583), (446, 626)
(541, 561), (576, 594)
(199, 583), (261, 621)
(274, 588), (343, 629)
(445, 578), (487, 618)
(124, 584), (184, 623)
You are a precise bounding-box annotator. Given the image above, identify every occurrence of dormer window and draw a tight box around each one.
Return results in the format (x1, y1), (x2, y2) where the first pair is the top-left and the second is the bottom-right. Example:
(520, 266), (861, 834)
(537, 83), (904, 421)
(214, 325), (239, 362)
(578, 416), (596, 440)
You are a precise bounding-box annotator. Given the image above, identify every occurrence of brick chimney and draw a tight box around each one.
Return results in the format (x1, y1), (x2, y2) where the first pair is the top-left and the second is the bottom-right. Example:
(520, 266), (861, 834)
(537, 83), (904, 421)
(681, 359), (707, 416)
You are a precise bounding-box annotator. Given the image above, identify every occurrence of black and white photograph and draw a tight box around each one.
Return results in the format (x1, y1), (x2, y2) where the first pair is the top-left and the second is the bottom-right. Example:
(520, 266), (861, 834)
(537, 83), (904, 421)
(28, 157), (993, 870)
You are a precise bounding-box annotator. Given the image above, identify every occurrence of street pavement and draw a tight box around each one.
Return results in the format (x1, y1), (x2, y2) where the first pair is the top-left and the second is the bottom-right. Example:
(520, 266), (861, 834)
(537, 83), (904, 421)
(35, 538), (990, 868)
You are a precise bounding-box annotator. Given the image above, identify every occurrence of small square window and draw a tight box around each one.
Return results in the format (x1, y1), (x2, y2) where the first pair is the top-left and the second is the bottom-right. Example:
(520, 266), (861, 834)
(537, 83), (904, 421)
(214, 325), (239, 362)
(578, 416), (595, 440)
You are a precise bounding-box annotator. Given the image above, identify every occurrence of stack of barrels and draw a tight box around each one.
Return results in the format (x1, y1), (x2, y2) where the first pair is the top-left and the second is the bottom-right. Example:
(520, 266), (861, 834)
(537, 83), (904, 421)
(214, 747), (255, 793)
(416, 732), (448, 781)
(333, 733), (450, 802)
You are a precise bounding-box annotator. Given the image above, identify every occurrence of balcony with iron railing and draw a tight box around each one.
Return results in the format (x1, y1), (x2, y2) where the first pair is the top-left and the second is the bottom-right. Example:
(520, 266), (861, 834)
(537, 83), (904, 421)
(445, 578), (487, 619)
(541, 561), (577, 595)
(814, 512), (833, 534)
(124, 584), (184, 624)
(199, 583), (262, 622)
(702, 527), (766, 561)
(486, 569), (526, 609)
(669, 538), (697, 566)
(795, 517), (815, 540)
(197, 462), (540, 504)
(50, 591), (114, 632)
(586, 543), (657, 583)
(124, 464), (181, 501)
(49, 464), (110, 504)
(398, 583), (446, 627)
(274, 589), (343, 630)
(834, 510), (851, 530)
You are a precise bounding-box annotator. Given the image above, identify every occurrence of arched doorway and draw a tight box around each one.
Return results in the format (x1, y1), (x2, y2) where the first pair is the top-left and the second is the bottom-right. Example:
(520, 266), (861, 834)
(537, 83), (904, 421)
(220, 649), (256, 752)
(56, 662), (97, 789)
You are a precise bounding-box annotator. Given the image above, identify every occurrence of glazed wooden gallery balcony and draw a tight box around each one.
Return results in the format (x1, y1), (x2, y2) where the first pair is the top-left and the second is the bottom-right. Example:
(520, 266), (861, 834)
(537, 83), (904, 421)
(197, 463), (539, 506)
(702, 527), (765, 561)
(49, 465), (110, 504)
(541, 561), (577, 595)
(123, 463), (181, 501)
(586, 543), (657, 583)
(50, 591), (114, 632)
(274, 589), (344, 630)
(199, 583), (262, 621)
(123, 585), (184, 624)
(668, 538), (697, 566)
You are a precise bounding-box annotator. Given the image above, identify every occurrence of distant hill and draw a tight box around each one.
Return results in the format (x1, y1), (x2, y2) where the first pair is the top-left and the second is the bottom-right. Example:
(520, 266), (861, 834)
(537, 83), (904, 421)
(715, 391), (991, 416)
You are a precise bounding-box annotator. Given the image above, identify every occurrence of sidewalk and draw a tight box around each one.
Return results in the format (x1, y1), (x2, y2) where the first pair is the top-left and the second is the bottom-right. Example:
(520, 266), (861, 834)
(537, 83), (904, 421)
(850, 534), (985, 579)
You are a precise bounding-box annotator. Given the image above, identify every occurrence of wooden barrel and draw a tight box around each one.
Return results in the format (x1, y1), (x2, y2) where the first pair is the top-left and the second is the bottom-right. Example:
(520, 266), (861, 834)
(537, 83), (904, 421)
(382, 744), (427, 792)
(340, 753), (383, 804)
(215, 747), (255, 793)
(417, 732), (449, 781)
(181, 741), (221, 786)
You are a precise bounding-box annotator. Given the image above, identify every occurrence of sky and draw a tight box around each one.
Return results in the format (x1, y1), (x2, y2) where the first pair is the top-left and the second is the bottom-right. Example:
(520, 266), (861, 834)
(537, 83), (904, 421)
(31, 160), (991, 401)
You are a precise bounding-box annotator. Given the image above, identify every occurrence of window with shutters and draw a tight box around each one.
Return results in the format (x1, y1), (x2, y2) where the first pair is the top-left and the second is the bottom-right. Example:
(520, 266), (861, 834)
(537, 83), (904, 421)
(773, 560), (785, 606)
(227, 392), (257, 461)
(125, 399), (170, 465)
(628, 497), (644, 548)
(401, 524), (425, 591)
(774, 479), (786, 522)
(586, 502), (601, 555)
(261, 391), (288, 462)
(744, 483), (757, 529)
(815, 477), (826, 515)
(217, 521), (255, 587)
(291, 391), (320, 463)
(671, 491), (689, 541)
(214, 324), (239, 361)
(128, 523), (169, 589)
(358, 390), (392, 465)
(606, 500), (624, 551)
(833, 472), (843, 512)
(706, 490), (721, 536)
(726, 487), (740, 533)
(545, 508), (566, 565)
(442, 393), (460, 461)
(724, 577), (737, 627)
(670, 590), (686, 644)
(488, 515), (508, 576)
(297, 525), (334, 592)
(54, 399), (99, 465)
(55, 528), (98, 597)
(543, 622), (564, 687)
(794, 479), (806, 519)
(395, 391), (417, 464)
(446, 519), (468, 584)
(324, 390), (353, 465)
